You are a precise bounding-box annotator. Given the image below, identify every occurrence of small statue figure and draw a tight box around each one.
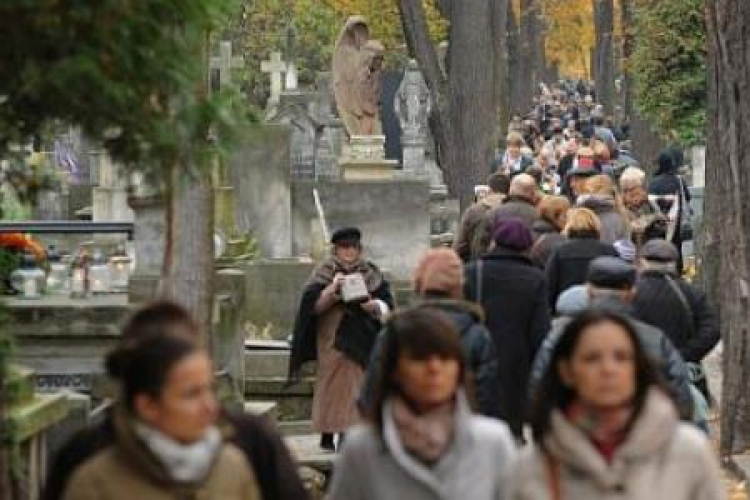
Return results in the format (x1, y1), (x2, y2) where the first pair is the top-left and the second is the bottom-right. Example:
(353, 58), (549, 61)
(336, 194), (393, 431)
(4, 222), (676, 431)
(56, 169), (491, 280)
(394, 59), (431, 140)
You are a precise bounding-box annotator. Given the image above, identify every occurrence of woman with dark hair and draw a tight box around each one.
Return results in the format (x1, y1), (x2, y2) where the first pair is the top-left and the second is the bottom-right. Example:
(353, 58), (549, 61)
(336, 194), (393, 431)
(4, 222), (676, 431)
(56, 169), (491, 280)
(63, 334), (261, 499)
(329, 308), (517, 500)
(289, 227), (394, 451)
(47, 302), (308, 500)
(514, 311), (724, 500)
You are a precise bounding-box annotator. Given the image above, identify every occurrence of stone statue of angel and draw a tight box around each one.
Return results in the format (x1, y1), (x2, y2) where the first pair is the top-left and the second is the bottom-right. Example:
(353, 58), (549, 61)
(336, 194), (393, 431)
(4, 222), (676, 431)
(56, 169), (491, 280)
(332, 16), (385, 137)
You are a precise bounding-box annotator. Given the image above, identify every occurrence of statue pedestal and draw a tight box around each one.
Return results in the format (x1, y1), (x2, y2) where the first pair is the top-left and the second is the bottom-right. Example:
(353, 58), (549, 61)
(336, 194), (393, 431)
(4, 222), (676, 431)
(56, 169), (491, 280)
(339, 135), (398, 181)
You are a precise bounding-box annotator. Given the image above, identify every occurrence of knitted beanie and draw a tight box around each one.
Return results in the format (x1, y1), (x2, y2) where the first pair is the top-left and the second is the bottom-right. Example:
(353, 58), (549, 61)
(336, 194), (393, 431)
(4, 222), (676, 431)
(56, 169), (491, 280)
(493, 217), (534, 252)
(413, 248), (464, 299)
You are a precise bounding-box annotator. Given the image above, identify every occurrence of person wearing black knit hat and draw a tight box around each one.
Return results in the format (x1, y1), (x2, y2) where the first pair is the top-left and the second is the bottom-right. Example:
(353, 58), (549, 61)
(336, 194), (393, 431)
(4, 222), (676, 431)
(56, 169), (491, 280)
(464, 217), (551, 438)
(289, 226), (393, 451)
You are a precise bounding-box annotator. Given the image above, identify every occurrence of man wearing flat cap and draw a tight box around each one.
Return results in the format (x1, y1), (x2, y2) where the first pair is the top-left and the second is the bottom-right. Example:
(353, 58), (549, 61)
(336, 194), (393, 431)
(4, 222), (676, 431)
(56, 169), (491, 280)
(530, 256), (694, 417)
(633, 239), (719, 401)
(289, 226), (393, 451)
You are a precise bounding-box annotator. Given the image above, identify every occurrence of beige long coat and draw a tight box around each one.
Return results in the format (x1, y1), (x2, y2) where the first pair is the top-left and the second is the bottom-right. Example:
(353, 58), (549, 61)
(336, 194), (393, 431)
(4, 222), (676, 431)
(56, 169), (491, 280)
(513, 390), (725, 500)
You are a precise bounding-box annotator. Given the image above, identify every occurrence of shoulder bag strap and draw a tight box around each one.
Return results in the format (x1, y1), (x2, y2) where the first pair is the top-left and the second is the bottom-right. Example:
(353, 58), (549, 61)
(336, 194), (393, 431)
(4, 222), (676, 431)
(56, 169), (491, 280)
(476, 259), (483, 304)
(545, 452), (562, 500)
(664, 274), (694, 335)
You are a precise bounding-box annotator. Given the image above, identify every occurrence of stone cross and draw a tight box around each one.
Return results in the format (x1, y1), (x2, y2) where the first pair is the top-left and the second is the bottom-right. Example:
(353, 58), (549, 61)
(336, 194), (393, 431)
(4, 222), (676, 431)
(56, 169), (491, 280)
(261, 51), (286, 106)
(210, 41), (244, 93)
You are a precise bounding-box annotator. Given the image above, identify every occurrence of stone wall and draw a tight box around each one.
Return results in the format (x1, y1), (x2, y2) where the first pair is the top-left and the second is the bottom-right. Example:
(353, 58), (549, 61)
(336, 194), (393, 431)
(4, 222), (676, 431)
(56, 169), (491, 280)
(240, 259), (316, 340)
(291, 179), (431, 281)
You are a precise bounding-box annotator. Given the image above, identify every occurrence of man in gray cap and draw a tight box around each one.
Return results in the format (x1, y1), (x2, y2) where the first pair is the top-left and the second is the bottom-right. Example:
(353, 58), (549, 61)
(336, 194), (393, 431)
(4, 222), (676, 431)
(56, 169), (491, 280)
(633, 239), (719, 400)
(530, 256), (694, 417)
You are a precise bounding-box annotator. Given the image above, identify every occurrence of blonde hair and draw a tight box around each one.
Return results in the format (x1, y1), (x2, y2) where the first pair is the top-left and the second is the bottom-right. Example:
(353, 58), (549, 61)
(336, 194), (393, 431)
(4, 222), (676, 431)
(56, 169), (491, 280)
(537, 195), (571, 230)
(563, 207), (601, 237)
(584, 174), (629, 219)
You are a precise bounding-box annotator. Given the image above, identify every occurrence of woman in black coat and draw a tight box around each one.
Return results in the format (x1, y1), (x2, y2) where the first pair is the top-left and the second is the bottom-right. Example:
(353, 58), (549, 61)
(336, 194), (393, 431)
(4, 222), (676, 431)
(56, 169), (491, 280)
(464, 218), (551, 438)
(649, 148), (691, 273)
(545, 207), (617, 311)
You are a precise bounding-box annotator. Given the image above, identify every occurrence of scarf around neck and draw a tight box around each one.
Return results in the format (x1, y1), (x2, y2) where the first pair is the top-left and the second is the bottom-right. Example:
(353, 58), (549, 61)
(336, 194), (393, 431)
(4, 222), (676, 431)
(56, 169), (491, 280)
(134, 422), (222, 483)
(391, 396), (456, 464)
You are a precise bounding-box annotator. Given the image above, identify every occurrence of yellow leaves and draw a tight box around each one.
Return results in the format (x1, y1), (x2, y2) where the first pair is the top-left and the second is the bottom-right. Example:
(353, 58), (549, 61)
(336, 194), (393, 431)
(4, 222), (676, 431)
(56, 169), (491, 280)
(544, 0), (595, 78)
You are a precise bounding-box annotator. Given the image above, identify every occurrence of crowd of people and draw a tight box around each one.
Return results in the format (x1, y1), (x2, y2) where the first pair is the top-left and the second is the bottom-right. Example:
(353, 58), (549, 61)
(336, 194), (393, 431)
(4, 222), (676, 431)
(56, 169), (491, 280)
(44, 85), (726, 499)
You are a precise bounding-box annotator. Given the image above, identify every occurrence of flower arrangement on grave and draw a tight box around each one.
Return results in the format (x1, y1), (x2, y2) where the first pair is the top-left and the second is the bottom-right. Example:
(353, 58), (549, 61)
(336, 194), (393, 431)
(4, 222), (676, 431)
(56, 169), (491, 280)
(0, 234), (47, 294)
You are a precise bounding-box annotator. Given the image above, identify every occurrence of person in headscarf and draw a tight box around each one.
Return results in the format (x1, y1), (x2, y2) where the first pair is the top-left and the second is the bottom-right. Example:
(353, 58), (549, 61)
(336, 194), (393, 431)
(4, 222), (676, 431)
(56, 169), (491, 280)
(289, 227), (394, 451)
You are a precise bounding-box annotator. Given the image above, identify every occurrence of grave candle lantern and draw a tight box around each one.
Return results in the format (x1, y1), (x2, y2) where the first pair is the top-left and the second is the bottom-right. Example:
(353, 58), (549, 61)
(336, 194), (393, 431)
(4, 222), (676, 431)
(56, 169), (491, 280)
(46, 245), (69, 294)
(10, 251), (46, 299)
(108, 252), (131, 293)
(89, 250), (109, 295)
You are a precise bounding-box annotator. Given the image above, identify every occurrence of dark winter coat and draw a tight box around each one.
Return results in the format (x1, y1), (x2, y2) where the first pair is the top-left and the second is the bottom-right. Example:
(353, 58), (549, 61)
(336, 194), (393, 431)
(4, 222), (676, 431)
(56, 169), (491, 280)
(47, 409), (307, 500)
(464, 247), (551, 437)
(545, 235), (618, 311)
(529, 296), (694, 416)
(359, 298), (500, 418)
(453, 194), (505, 262)
(530, 219), (565, 268)
(487, 195), (539, 230)
(633, 270), (719, 363)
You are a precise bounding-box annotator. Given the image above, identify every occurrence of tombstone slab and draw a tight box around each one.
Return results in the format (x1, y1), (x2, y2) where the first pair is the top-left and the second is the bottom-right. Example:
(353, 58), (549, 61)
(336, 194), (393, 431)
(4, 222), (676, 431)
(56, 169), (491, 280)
(230, 126), (293, 259)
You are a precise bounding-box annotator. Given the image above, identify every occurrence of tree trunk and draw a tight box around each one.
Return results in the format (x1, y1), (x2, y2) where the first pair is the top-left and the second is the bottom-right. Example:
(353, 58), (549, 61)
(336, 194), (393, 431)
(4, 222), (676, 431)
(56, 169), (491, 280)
(519, 0), (539, 111)
(158, 32), (215, 334)
(593, 0), (615, 113)
(620, 0), (635, 120)
(705, 0), (750, 457)
(507, 0), (522, 114)
(399, 0), (501, 209)
(493, 0), (510, 134)
(160, 163), (215, 335)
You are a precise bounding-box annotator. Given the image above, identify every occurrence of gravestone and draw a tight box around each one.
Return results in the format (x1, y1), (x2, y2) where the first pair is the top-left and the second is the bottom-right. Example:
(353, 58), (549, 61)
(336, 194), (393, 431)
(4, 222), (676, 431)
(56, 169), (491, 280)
(267, 93), (319, 180)
(128, 191), (166, 302)
(261, 51), (287, 110)
(210, 40), (244, 94)
(91, 151), (133, 226)
(381, 70), (404, 163)
(230, 126), (293, 259)
(311, 72), (344, 180)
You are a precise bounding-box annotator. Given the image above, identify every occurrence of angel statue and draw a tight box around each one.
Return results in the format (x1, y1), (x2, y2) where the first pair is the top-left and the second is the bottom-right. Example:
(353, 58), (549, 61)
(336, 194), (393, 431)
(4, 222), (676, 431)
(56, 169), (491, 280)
(332, 16), (385, 138)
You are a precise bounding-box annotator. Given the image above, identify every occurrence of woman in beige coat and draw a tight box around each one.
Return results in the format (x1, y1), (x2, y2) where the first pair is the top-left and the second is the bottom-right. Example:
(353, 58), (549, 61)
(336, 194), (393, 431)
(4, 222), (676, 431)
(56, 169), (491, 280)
(63, 333), (260, 500)
(515, 310), (724, 500)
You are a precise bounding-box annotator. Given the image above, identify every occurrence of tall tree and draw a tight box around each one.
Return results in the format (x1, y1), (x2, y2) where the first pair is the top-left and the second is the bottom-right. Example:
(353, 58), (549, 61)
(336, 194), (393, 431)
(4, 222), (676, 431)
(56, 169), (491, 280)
(593, 0), (615, 113)
(519, 0), (540, 111)
(704, 0), (750, 457)
(619, 0), (635, 119)
(507, 0), (523, 113)
(398, 0), (506, 208)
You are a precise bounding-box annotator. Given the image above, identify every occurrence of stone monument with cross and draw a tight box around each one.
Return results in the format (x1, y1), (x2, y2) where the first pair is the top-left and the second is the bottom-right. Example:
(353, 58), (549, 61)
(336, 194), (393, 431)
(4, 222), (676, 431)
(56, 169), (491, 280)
(209, 40), (248, 259)
(210, 40), (244, 94)
(261, 51), (287, 111)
